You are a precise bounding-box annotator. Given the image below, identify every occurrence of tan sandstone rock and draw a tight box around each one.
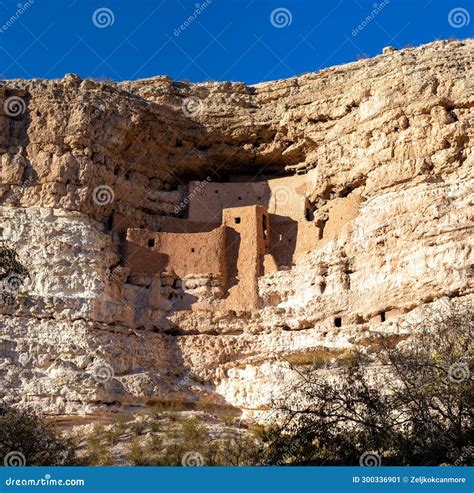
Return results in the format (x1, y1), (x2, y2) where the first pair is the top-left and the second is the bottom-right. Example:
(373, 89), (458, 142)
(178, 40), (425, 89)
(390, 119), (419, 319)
(0, 39), (473, 423)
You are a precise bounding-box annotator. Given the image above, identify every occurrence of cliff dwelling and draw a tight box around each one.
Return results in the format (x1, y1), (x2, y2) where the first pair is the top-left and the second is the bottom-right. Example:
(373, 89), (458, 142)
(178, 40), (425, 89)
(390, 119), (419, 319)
(112, 169), (337, 313)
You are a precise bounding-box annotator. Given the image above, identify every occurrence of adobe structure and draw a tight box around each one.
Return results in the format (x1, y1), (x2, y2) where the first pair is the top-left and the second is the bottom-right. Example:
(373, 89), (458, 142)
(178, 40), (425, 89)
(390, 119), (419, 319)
(112, 169), (337, 312)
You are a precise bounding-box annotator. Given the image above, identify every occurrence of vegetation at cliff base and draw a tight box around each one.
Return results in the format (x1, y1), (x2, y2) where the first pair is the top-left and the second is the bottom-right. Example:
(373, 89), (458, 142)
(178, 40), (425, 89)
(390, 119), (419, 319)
(1, 305), (472, 467)
(0, 405), (74, 466)
(263, 304), (474, 466)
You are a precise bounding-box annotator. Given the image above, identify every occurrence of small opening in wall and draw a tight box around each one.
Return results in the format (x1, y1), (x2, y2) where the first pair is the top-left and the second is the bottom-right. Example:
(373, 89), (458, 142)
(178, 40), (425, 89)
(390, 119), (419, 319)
(214, 190), (219, 193)
(234, 217), (241, 224)
(305, 198), (315, 221)
(238, 196), (242, 200)
(191, 248), (195, 253)
(317, 219), (327, 240)
(148, 239), (155, 248)
(0, 227), (3, 237)
(262, 214), (268, 240)
(125, 171), (131, 180)
(380, 311), (386, 322)
(106, 213), (114, 231)
(334, 317), (342, 327)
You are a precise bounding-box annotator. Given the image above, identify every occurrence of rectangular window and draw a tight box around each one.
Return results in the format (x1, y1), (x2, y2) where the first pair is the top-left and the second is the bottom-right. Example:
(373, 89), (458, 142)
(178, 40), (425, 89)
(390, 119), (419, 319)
(262, 214), (268, 240)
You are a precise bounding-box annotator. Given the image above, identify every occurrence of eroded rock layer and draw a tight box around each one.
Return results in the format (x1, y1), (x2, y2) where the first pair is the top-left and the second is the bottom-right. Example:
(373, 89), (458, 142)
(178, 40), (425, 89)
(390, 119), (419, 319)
(0, 39), (473, 423)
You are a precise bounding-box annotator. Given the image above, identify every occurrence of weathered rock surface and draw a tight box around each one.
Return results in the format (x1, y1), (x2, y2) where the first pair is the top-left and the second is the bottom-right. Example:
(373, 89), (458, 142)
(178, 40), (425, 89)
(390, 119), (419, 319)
(0, 39), (473, 423)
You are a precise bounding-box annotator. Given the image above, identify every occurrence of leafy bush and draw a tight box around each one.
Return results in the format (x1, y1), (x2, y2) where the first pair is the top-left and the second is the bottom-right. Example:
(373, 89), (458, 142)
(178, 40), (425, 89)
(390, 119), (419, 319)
(127, 436), (162, 466)
(78, 424), (115, 466)
(262, 303), (474, 466)
(124, 415), (262, 466)
(0, 405), (75, 466)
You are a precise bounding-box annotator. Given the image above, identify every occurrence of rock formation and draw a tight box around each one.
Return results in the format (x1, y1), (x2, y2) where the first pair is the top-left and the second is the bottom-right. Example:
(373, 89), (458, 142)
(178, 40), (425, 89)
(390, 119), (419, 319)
(0, 39), (473, 425)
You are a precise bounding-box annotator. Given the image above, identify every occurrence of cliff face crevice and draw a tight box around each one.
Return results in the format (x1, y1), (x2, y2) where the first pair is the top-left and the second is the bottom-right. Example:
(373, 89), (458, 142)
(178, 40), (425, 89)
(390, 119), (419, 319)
(0, 39), (473, 423)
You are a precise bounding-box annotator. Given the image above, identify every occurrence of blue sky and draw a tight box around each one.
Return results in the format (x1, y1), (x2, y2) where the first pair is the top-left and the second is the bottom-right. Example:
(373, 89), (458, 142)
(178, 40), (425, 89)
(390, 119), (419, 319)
(0, 0), (472, 83)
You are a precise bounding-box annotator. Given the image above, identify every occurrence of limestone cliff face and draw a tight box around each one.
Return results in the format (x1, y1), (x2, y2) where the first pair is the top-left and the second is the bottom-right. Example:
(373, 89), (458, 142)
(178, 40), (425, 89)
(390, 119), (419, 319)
(0, 39), (473, 423)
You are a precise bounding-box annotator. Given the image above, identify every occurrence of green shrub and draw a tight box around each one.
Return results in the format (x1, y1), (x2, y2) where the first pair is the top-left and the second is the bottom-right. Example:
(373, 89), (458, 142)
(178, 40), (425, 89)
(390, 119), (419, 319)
(0, 405), (75, 466)
(81, 425), (114, 466)
(263, 304), (474, 466)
